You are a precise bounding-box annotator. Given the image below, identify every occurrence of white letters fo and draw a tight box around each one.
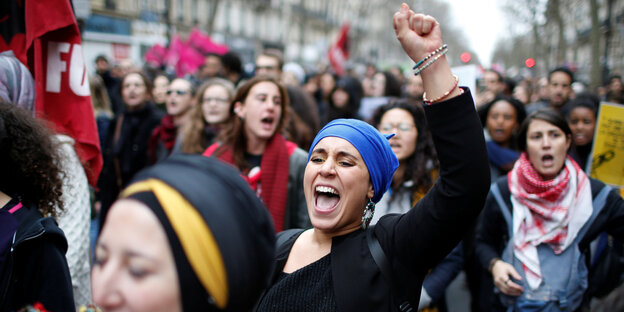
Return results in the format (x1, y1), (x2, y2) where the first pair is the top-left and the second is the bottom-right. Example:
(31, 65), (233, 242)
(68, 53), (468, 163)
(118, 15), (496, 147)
(46, 42), (90, 96)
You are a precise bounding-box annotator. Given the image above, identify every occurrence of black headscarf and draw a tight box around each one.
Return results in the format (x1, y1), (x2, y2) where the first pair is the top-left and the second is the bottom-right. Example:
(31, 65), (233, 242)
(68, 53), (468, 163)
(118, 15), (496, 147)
(118, 154), (276, 311)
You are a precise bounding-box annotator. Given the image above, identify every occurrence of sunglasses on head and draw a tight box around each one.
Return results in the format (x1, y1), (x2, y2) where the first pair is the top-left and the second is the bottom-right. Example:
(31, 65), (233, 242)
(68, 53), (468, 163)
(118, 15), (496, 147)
(166, 90), (189, 96)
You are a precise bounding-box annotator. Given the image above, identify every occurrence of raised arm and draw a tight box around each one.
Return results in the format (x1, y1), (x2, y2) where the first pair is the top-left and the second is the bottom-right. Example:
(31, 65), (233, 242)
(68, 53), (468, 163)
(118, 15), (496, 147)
(376, 3), (490, 275)
(393, 3), (462, 104)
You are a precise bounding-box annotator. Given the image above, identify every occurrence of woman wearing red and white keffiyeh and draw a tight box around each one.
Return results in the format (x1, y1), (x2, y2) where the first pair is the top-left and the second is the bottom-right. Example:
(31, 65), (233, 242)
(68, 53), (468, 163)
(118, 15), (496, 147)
(509, 152), (592, 290)
(475, 109), (624, 312)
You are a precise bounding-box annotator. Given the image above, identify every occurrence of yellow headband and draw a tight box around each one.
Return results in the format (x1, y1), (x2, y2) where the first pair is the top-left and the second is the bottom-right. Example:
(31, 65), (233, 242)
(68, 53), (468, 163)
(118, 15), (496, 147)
(121, 179), (228, 308)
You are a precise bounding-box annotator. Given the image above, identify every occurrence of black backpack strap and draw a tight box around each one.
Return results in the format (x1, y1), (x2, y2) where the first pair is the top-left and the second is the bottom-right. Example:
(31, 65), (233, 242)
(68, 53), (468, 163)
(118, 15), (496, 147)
(276, 228), (305, 251)
(366, 225), (414, 312)
(491, 182), (513, 238)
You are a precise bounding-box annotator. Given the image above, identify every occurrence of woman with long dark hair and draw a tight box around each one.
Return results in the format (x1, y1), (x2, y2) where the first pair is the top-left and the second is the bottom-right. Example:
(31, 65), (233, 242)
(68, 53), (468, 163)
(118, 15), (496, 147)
(370, 99), (438, 223)
(98, 71), (163, 228)
(371, 99), (466, 311)
(322, 76), (364, 127)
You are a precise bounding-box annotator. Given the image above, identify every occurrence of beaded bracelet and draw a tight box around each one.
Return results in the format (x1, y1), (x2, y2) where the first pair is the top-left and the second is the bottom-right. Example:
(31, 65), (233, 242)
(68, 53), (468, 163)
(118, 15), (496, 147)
(423, 75), (460, 105)
(413, 48), (448, 76)
(412, 44), (448, 70)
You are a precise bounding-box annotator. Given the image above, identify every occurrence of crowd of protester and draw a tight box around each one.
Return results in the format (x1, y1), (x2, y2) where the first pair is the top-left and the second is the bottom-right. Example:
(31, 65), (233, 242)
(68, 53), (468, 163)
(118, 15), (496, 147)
(1, 3), (624, 311)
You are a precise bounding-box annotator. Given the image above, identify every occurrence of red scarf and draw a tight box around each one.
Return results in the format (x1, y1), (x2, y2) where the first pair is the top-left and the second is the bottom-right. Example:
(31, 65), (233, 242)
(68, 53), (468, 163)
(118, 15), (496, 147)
(156, 115), (178, 150)
(204, 134), (294, 231)
(148, 115), (177, 163)
(507, 152), (592, 289)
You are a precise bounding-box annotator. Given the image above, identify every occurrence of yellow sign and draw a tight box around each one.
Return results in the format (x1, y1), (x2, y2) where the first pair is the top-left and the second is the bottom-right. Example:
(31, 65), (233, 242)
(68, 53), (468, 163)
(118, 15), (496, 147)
(590, 102), (624, 187)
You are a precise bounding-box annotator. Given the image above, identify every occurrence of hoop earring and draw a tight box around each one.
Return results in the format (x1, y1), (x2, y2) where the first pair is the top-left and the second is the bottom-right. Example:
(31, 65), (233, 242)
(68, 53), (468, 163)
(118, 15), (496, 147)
(361, 198), (375, 229)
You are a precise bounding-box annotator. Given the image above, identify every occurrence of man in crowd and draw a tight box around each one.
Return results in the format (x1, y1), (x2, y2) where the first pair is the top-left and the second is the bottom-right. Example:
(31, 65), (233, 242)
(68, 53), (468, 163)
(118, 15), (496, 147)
(527, 67), (574, 115)
(222, 51), (247, 87)
(605, 74), (624, 104)
(94, 55), (123, 115)
(255, 49), (283, 80)
(476, 69), (505, 108)
(197, 53), (224, 82)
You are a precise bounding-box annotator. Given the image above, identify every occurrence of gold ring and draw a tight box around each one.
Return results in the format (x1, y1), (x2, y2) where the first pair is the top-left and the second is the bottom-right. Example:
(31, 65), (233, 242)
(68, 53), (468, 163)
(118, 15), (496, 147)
(504, 279), (510, 284)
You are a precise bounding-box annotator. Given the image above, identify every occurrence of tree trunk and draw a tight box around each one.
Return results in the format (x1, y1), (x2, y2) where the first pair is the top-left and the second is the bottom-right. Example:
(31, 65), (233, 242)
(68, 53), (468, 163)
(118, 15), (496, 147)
(590, 0), (602, 92)
(532, 20), (543, 74)
(527, 0), (545, 75)
(206, 0), (221, 36)
(551, 0), (566, 64)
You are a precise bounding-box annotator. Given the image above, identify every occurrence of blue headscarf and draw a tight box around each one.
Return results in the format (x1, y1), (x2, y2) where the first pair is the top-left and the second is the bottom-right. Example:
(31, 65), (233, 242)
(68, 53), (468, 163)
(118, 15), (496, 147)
(308, 118), (398, 203)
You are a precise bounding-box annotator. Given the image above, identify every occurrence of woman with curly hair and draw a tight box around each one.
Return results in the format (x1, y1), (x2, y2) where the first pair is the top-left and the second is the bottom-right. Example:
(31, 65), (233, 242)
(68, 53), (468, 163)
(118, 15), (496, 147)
(370, 100), (467, 311)
(1, 51), (92, 309)
(370, 99), (438, 223)
(180, 78), (235, 154)
(0, 102), (74, 310)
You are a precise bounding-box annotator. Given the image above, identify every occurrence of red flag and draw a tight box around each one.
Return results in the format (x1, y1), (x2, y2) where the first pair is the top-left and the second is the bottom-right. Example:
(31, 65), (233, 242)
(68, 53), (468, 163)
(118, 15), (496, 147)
(0, 0), (102, 186)
(164, 35), (204, 78)
(188, 28), (229, 55)
(176, 40), (205, 78)
(164, 35), (183, 71)
(328, 23), (350, 76)
(144, 43), (167, 67)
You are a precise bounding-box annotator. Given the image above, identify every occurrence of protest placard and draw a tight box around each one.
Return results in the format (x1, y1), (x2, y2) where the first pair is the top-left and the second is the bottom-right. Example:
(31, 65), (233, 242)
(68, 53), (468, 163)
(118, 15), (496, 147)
(590, 101), (624, 187)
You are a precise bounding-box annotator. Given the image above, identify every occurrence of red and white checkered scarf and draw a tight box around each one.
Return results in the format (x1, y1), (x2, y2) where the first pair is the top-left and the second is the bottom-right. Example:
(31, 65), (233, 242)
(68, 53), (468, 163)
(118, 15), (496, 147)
(507, 152), (592, 289)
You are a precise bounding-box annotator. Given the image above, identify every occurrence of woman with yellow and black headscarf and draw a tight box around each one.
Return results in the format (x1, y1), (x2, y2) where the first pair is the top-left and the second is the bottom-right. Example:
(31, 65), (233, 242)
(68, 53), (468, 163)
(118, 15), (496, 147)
(92, 154), (276, 311)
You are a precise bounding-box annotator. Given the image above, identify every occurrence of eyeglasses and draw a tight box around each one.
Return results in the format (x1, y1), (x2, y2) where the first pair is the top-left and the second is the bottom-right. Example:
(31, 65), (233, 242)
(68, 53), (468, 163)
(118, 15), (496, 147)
(203, 97), (229, 105)
(166, 89), (189, 96)
(379, 123), (415, 133)
(255, 65), (277, 71)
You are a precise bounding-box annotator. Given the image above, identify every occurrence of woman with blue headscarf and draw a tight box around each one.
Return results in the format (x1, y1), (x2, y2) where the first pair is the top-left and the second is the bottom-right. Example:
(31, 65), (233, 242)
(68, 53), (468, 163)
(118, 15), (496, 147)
(255, 5), (490, 311)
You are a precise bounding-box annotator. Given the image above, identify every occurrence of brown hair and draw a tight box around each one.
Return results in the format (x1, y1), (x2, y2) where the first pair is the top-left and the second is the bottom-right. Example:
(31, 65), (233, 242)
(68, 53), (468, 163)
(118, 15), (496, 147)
(120, 70), (153, 106)
(89, 75), (113, 118)
(215, 76), (290, 171)
(258, 49), (284, 70)
(180, 78), (236, 154)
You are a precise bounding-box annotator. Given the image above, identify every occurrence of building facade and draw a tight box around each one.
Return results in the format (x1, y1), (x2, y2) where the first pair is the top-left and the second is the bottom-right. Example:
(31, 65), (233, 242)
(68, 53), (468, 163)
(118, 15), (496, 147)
(80, 0), (409, 74)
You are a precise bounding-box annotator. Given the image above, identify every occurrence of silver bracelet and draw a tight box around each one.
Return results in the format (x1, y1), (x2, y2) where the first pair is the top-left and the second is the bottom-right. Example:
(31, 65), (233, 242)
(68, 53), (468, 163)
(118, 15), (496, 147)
(413, 48), (448, 76)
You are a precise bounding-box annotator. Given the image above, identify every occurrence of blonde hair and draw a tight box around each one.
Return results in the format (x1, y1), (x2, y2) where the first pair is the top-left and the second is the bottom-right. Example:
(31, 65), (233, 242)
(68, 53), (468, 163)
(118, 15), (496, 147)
(89, 75), (113, 118)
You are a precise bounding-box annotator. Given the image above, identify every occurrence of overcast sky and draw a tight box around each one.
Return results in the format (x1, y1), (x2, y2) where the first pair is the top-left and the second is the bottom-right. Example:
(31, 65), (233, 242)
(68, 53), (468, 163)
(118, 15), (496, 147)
(450, 0), (506, 66)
